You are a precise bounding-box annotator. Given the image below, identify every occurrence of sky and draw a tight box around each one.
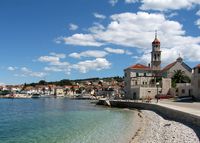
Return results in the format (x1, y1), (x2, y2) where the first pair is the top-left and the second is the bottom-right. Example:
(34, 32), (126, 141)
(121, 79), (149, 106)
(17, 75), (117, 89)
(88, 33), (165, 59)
(0, 0), (200, 85)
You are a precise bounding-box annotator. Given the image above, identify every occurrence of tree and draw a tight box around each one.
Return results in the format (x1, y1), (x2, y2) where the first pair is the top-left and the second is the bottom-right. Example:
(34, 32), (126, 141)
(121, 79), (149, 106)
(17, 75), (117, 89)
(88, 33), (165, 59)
(21, 83), (27, 91)
(172, 70), (191, 87)
(39, 80), (47, 85)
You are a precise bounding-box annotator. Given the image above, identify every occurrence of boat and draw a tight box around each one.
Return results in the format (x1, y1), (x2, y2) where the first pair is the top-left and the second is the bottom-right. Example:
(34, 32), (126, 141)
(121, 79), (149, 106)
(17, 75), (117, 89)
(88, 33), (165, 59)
(31, 93), (41, 98)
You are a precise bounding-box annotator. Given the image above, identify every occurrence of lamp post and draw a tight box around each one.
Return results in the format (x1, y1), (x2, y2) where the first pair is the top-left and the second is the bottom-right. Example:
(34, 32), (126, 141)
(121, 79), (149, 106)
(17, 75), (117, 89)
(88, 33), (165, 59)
(156, 82), (159, 103)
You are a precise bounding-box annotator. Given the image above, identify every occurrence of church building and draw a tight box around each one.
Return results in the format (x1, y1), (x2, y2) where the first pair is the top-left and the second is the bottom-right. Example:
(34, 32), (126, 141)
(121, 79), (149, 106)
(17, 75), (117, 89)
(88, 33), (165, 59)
(124, 32), (191, 99)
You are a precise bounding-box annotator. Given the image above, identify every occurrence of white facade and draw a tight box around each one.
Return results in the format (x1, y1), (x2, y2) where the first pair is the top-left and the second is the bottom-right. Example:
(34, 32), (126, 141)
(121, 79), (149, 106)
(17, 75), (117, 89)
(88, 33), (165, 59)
(124, 65), (155, 99)
(123, 64), (172, 99)
(175, 83), (192, 97)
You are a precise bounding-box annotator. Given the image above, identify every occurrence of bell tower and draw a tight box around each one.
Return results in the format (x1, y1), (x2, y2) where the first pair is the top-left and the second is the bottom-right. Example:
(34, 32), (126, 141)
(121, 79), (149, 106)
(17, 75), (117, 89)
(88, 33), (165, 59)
(151, 31), (161, 71)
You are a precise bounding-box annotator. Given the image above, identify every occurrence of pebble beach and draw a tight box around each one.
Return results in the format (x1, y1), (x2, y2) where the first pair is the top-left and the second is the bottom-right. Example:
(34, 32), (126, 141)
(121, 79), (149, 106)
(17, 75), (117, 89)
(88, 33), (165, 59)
(131, 110), (199, 143)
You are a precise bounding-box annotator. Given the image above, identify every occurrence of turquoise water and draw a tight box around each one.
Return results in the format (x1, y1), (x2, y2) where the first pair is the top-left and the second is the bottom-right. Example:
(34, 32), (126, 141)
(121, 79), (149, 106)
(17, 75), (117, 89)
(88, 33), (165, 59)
(0, 99), (139, 143)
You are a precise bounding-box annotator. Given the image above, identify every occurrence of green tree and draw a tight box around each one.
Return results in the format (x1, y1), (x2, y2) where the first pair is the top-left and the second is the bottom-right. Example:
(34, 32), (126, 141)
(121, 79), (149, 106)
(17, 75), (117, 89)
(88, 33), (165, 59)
(39, 80), (47, 85)
(172, 70), (191, 87)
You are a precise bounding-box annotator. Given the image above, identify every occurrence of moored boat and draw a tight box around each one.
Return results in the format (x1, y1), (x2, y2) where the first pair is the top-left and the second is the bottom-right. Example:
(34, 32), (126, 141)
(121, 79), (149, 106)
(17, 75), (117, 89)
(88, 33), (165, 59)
(31, 93), (41, 98)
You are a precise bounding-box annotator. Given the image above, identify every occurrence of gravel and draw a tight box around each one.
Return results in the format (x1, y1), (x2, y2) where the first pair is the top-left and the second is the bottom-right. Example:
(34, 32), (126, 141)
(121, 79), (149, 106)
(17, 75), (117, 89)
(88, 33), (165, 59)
(131, 110), (199, 143)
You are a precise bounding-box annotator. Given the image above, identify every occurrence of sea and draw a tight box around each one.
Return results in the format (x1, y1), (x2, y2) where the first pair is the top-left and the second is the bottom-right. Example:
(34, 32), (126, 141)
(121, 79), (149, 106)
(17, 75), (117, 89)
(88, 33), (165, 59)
(0, 98), (140, 143)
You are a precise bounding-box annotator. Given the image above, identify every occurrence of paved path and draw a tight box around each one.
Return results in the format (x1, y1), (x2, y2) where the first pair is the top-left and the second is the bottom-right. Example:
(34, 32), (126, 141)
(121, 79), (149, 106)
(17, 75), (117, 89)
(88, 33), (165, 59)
(152, 99), (200, 117)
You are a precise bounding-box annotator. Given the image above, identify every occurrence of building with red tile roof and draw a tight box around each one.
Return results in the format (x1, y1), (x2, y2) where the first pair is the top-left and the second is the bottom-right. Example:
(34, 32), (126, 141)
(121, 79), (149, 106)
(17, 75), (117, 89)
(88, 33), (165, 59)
(124, 32), (192, 100)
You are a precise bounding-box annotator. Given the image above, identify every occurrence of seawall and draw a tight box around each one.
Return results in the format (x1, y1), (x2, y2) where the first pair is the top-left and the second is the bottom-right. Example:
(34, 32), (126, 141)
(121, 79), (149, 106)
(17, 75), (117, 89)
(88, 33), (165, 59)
(98, 99), (200, 138)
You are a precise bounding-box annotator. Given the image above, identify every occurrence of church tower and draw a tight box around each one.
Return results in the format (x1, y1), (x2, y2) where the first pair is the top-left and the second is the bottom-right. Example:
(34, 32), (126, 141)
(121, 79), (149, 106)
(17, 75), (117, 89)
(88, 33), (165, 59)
(151, 31), (161, 71)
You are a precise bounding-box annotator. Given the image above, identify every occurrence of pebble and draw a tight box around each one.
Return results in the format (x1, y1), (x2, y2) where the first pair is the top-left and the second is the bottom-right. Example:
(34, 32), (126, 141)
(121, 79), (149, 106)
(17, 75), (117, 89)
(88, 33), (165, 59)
(133, 110), (199, 143)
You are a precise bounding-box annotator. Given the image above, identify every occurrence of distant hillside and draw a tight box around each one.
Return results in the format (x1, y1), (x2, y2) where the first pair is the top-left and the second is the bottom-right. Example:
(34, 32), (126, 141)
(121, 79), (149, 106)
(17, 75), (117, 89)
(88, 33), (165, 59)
(26, 76), (123, 86)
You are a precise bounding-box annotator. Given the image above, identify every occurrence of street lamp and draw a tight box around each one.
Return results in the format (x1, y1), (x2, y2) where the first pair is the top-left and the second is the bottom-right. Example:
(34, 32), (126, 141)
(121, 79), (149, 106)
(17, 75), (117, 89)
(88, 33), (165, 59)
(156, 82), (159, 103)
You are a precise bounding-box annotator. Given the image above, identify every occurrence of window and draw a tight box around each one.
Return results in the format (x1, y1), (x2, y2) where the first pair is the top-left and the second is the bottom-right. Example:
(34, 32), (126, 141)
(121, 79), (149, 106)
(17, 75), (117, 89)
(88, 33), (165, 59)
(136, 73), (139, 77)
(182, 89), (185, 94)
(144, 73), (146, 77)
(198, 68), (200, 74)
(133, 92), (137, 100)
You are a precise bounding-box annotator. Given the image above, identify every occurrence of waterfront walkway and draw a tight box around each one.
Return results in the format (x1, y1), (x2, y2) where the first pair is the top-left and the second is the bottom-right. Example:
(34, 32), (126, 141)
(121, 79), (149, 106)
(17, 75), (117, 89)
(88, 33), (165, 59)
(154, 99), (200, 117)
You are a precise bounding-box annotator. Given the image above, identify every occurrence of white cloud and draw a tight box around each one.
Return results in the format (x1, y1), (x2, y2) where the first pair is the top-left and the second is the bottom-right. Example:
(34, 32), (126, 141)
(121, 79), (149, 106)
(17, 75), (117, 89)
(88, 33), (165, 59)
(38, 54), (69, 66)
(94, 13), (106, 19)
(44, 67), (64, 72)
(140, 0), (200, 11)
(54, 37), (63, 44)
(88, 23), (105, 34)
(167, 12), (178, 18)
(109, 0), (118, 6)
(196, 10), (200, 16)
(38, 56), (60, 63)
(40, 53), (111, 74)
(69, 23), (78, 31)
(20, 67), (46, 78)
(104, 47), (132, 55)
(61, 11), (200, 65)
(7, 66), (17, 71)
(72, 58), (111, 73)
(50, 52), (66, 59)
(62, 33), (103, 46)
(195, 19), (200, 28)
(21, 67), (30, 72)
(125, 0), (138, 4)
(69, 50), (108, 59)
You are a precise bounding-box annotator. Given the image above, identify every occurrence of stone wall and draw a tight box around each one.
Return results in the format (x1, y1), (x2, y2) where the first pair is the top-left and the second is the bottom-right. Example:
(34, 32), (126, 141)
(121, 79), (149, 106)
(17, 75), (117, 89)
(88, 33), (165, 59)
(98, 100), (200, 138)
(162, 78), (171, 95)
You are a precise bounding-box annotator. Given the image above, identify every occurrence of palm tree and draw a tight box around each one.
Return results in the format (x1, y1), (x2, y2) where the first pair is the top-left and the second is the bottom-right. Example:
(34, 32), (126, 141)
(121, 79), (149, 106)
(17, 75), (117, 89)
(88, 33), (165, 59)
(172, 70), (191, 87)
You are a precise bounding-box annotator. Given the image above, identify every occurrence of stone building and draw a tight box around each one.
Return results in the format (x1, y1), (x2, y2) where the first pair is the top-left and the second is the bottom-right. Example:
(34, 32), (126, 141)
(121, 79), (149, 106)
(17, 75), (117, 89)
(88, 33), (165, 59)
(191, 64), (200, 100)
(124, 33), (171, 99)
(124, 63), (155, 99)
(124, 32), (194, 99)
(162, 57), (192, 78)
(151, 31), (161, 71)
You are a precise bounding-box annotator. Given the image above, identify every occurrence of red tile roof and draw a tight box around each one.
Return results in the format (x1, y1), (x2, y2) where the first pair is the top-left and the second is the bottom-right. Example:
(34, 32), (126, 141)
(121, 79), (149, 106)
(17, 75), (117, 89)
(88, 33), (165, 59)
(195, 64), (200, 68)
(162, 61), (177, 72)
(152, 38), (160, 44)
(128, 63), (150, 70)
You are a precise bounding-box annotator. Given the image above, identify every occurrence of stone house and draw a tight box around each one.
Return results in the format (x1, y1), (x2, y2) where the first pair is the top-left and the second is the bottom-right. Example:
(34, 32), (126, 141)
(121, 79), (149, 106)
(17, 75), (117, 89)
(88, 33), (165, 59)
(191, 64), (200, 100)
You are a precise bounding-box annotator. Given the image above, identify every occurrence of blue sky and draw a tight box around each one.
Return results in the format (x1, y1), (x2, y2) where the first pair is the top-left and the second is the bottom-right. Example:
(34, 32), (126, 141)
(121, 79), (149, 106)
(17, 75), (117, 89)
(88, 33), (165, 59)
(1, 0), (200, 85)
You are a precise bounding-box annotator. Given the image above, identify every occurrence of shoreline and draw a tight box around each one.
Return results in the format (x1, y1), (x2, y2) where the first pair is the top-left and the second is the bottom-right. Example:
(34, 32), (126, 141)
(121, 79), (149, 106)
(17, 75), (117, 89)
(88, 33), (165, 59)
(97, 99), (200, 141)
(130, 110), (199, 143)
